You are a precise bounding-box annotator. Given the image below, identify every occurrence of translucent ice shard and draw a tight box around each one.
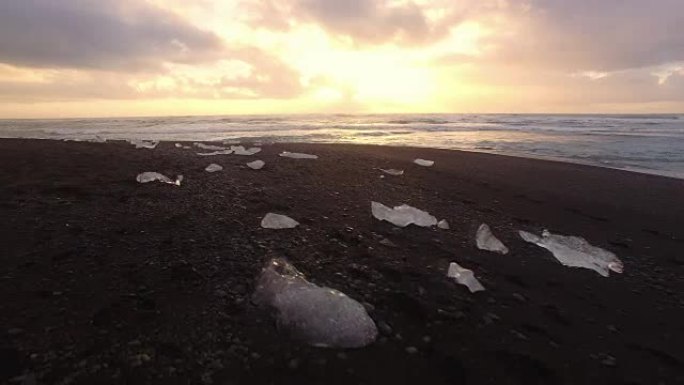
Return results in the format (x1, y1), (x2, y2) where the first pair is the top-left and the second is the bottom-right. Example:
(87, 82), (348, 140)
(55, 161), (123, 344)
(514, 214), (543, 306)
(261, 213), (299, 229)
(136, 172), (183, 186)
(205, 163), (223, 173)
(379, 168), (404, 176)
(197, 150), (233, 156)
(519, 230), (623, 277)
(279, 151), (318, 159)
(447, 262), (485, 293)
(194, 142), (227, 151)
(413, 159), (434, 167)
(247, 160), (265, 170)
(129, 139), (159, 149)
(438, 219), (450, 229)
(476, 224), (509, 255)
(253, 258), (378, 348)
(231, 146), (262, 155)
(371, 201), (437, 228)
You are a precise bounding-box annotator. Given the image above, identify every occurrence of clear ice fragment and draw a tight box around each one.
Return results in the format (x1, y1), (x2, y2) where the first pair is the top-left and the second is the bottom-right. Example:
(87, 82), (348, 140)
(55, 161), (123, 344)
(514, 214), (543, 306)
(197, 150), (233, 156)
(447, 262), (485, 293)
(371, 201), (437, 228)
(476, 224), (509, 254)
(413, 159), (434, 167)
(136, 172), (183, 186)
(519, 230), (623, 277)
(261, 213), (299, 229)
(379, 169), (404, 176)
(253, 258), (378, 348)
(205, 163), (223, 173)
(231, 146), (262, 155)
(129, 139), (159, 149)
(194, 142), (227, 151)
(247, 160), (265, 170)
(279, 151), (318, 159)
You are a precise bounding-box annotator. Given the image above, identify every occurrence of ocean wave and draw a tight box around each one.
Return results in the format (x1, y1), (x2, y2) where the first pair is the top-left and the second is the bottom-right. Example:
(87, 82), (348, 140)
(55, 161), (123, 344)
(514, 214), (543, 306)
(2, 113), (683, 178)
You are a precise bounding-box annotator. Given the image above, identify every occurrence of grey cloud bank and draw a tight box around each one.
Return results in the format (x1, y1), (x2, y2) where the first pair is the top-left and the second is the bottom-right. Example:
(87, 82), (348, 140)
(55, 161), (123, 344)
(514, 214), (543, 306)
(0, 0), (224, 70)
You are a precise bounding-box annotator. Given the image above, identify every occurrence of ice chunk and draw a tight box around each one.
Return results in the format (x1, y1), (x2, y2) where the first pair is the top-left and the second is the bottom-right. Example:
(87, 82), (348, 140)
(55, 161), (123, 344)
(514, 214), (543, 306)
(129, 139), (159, 149)
(413, 159), (434, 167)
(519, 230), (623, 277)
(231, 145), (262, 155)
(438, 219), (450, 229)
(379, 168), (404, 176)
(136, 172), (183, 186)
(253, 258), (378, 348)
(247, 160), (265, 170)
(447, 262), (485, 293)
(371, 201), (437, 228)
(205, 163), (223, 173)
(194, 142), (227, 151)
(175, 143), (183, 148)
(279, 151), (318, 159)
(261, 213), (299, 229)
(197, 150), (233, 156)
(476, 224), (509, 255)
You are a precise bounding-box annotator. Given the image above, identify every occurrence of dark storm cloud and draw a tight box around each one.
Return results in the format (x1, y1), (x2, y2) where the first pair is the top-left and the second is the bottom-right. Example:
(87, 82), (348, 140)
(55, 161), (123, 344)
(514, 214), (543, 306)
(0, 0), (225, 70)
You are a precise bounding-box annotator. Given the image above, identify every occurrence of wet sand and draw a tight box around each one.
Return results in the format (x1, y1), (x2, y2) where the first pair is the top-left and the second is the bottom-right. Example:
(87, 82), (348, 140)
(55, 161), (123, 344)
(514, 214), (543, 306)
(0, 138), (682, 385)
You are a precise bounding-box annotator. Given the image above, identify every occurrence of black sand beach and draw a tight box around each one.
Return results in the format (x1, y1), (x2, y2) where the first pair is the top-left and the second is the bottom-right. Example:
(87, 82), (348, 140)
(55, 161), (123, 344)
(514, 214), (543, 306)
(1, 139), (682, 385)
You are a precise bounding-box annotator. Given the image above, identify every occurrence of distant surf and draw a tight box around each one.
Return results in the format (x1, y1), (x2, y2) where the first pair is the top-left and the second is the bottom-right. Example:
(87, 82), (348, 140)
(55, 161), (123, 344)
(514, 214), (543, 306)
(1, 113), (683, 179)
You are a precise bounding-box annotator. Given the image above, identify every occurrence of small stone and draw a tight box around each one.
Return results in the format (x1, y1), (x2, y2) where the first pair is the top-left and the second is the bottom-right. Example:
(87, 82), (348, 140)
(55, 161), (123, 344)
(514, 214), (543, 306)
(362, 302), (375, 313)
(7, 328), (24, 336)
(288, 358), (300, 370)
(483, 313), (500, 324)
(214, 289), (227, 298)
(379, 238), (397, 248)
(378, 321), (393, 336)
(405, 346), (418, 354)
(128, 339), (141, 347)
(336, 352), (347, 360)
(19, 373), (37, 385)
(600, 354), (617, 367)
(422, 336), (432, 343)
(512, 293), (527, 302)
(607, 325), (618, 333)
(511, 330), (528, 340)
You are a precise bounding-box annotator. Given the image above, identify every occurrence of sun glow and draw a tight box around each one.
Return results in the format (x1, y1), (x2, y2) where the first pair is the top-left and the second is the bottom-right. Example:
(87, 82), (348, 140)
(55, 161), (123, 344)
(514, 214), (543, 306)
(279, 25), (438, 108)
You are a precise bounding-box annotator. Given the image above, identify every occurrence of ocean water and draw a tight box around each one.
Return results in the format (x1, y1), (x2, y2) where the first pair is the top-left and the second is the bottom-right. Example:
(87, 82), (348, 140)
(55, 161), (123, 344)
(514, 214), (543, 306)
(1, 114), (683, 179)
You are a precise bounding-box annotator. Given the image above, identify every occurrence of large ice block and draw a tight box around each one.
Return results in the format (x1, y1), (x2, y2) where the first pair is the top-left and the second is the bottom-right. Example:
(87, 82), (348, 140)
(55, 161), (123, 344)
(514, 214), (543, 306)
(253, 258), (378, 348)
(519, 230), (623, 277)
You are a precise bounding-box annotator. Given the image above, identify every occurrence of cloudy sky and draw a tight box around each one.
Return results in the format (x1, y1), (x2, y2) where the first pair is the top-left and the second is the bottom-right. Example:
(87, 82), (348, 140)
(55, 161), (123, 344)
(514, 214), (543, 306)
(0, 0), (682, 118)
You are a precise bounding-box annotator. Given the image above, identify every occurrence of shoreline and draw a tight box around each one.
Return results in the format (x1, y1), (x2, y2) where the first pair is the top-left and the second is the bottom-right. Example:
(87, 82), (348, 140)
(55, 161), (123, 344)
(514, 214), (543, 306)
(1, 138), (682, 384)
(4, 136), (684, 181)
